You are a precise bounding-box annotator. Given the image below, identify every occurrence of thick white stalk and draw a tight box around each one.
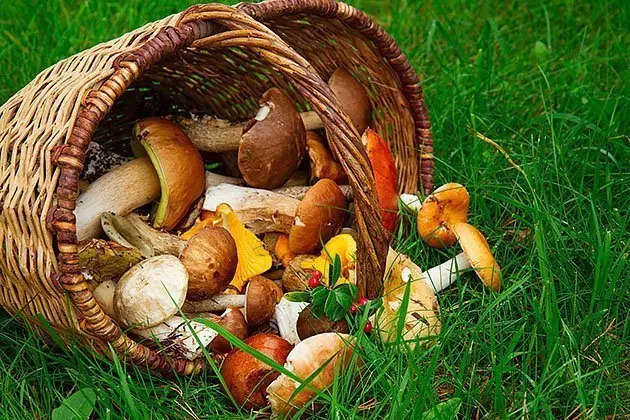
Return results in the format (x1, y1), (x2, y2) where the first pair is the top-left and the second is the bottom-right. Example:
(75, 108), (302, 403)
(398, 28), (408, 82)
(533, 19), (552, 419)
(182, 294), (246, 313)
(422, 252), (471, 292)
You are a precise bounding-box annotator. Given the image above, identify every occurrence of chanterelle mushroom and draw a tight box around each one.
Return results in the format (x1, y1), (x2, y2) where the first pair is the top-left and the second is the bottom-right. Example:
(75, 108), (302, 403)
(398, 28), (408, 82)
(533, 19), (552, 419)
(422, 223), (501, 292)
(75, 118), (205, 240)
(289, 179), (348, 254)
(114, 255), (188, 329)
(266, 333), (355, 416)
(417, 183), (470, 248)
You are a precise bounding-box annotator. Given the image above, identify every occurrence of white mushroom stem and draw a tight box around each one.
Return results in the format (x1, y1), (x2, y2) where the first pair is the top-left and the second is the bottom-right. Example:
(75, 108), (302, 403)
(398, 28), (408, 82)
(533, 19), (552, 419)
(134, 316), (219, 361)
(176, 108), (325, 153)
(182, 294), (246, 313)
(271, 298), (309, 345)
(204, 184), (300, 234)
(421, 252), (471, 293)
(76, 156), (160, 241)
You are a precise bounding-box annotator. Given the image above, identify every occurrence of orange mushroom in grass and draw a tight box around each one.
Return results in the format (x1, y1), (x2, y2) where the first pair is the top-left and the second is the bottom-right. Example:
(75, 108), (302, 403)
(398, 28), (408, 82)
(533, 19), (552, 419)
(416, 183), (470, 248)
(362, 129), (400, 234)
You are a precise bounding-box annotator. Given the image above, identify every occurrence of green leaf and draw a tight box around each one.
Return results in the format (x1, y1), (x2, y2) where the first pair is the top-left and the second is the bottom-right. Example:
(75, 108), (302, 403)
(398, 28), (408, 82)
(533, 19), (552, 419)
(334, 288), (354, 314)
(52, 388), (96, 420)
(284, 291), (311, 303)
(329, 254), (342, 287)
(324, 290), (338, 319)
(311, 287), (329, 317)
(422, 398), (462, 419)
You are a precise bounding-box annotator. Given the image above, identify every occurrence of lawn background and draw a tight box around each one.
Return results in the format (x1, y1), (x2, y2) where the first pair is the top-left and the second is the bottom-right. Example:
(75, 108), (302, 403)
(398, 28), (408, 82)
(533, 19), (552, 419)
(0, 0), (628, 418)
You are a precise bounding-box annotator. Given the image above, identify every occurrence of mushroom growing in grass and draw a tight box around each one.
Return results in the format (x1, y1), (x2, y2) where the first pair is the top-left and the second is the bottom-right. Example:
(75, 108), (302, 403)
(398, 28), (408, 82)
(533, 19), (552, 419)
(213, 203), (272, 291)
(221, 334), (293, 409)
(266, 333), (355, 416)
(289, 179), (348, 254)
(422, 223), (501, 292)
(374, 249), (441, 348)
(179, 226), (238, 301)
(416, 183), (470, 248)
(75, 118), (204, 240)
(114, 255), (188, 329)
(101, 212), (185, 258)
(182, 276), (280, 328)
(179, 88), (306, 189)
(203, 184), (300, 235)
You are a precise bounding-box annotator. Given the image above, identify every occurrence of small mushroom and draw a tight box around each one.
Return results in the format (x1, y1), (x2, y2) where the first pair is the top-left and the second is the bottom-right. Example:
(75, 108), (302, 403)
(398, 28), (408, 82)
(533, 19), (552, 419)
(416, 183), (470, 248)
(180, 226), (238, 301)
(374, 248), (441, 349)
(209, 307), (249, 354)
(362, 129), (399, 234)
(221, 334), (293, 409)
(305, 131), (348, 184)
(282, 254), (317, 292)
(204, 184), (300, 234)
(114, 255), (188, 329)
(182, 276), (280, 328)
(296, 305), (349, 340)
(213, 203), (272, 291)
(75, 118), (205, 240)
(78, 239), (143, 283)
(272, 296), (309, 345)
(423, 223), (501, 292)
(92, 280), (117, 319)
(289, 179), (348, 254)
(266, 333), (355, 416)
(101, 212), (185, 258)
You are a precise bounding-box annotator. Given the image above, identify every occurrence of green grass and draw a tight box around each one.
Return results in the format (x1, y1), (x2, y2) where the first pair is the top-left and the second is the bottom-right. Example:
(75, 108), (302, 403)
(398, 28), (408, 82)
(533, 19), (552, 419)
(1, 0), (628, 418)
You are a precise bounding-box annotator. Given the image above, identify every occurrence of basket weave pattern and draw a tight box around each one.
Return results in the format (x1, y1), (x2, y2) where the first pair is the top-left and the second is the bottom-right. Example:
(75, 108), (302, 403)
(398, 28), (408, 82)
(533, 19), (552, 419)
(0, 1), (433, 375)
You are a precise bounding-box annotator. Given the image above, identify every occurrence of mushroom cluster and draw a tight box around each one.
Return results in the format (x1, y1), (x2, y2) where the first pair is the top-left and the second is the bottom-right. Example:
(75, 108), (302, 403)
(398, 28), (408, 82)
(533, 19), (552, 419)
(72, 69), (502, 415)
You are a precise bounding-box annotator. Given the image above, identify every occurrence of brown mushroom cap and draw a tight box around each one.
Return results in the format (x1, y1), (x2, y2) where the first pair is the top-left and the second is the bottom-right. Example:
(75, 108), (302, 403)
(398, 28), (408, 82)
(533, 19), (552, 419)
(133, 118), (205, 231)
(451, 223), (501, 291)
(180, 226), (238, 301)
(238, 88), (306, 189)
(289, 179), (348, 254)
(417, 183), (470, 248)
(221, 334), (293, 409)
(244, 276), (279, 328)
(296, 305), (349, 340)
(306, 131), (348, 184)
(282, 254), (317, 292)
(329, 69), (372, 134)
(210, 307), (249, 354)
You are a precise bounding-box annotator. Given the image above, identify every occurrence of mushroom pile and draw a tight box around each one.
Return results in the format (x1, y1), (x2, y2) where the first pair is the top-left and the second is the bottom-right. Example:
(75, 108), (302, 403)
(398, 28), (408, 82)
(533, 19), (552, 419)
(74, 69), (502, 415)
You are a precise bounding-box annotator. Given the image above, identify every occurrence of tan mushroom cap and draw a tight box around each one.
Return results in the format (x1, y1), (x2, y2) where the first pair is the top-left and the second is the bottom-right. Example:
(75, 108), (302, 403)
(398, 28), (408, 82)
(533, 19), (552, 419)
(289, 179), (348, 254)
(451, 223), (501, 291)
(210, 307), (249, 354)
(238, 88), (306, 189)
(244, 276), (279, 328)
(329, 69), (372, 134)
(417, 183), (470, 248)
(180, 226), (238, 301)
(134, 118), (205, 231)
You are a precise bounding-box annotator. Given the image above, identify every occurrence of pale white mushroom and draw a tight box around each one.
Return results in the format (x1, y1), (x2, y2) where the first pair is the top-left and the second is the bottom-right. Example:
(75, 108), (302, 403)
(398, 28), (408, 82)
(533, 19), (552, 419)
(271, 297), (309, 345)
(92, 280), (117, 319)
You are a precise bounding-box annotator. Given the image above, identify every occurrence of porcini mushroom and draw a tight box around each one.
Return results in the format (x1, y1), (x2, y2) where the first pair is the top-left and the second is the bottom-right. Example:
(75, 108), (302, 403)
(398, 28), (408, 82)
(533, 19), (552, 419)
(416, 183), (470, 248)
(178, 88), (306, 189)
(204, 184), (300, 234)
(266, 333), (355, 416)
(182, 276), (279, 328)
(422, 223), (501, 292)
(179, 226), (238, 301)
(209, 307), (249, 354)
(114, 255), (188, 328)
(213, 203), (272, 291)
(101, 212), (185, 258)
(221, 334), (293, 409)
(289, 179), (348, 254)
(75, 118), (205, 240)
(362, 129), (399, 234)
(296, 305), (349, 340)
(305, 131), (348, 184)
(374, 248), (441, 349)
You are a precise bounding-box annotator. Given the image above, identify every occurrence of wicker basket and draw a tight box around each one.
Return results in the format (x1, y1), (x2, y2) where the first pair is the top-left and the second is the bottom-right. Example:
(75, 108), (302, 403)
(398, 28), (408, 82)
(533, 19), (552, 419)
(0, 1), (433, 376)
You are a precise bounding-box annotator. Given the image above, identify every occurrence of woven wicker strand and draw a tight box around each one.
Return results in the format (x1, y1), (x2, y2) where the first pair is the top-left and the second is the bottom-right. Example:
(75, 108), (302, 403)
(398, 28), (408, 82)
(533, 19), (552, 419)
(0, 1), (433, 375)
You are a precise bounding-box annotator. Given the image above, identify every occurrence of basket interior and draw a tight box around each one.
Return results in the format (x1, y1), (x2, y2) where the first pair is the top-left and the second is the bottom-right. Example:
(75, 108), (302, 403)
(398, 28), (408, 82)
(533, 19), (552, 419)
(93, 14), (419, 193)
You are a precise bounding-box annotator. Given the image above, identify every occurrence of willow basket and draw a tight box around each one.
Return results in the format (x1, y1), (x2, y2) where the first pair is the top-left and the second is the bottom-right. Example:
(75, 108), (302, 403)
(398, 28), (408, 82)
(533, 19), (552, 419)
(0, 1), (434, 376)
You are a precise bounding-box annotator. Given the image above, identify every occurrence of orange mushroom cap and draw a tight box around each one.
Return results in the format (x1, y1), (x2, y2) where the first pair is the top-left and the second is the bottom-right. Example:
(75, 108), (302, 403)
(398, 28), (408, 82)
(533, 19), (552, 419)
(417, 183), (470, 248)
(306, 131), (348, 184)
(451, 222), (501, 291)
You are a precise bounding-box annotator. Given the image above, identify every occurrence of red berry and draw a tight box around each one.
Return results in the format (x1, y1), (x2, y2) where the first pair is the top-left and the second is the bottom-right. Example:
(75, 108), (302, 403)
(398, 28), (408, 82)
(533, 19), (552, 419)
(308, 271), (323, 288)
(358, 297), (369, 306)
(363, 321), (373, 334)
(349, 304), (359, 314)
